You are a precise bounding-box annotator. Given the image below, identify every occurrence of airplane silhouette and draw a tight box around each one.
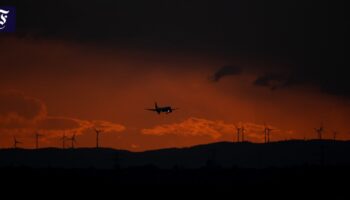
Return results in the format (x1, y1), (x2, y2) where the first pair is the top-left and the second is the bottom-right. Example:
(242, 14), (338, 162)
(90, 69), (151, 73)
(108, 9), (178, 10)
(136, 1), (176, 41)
(145, 102), (178, 114)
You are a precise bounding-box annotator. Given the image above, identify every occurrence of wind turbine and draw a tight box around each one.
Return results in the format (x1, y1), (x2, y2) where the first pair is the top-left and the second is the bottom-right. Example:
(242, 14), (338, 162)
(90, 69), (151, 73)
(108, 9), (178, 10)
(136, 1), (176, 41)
(241, 126), (245, 142)
(333, 131), (338, 141)
(60, 132), (67, 149)
(264, 124), (273, 143)
(235, 126), (241, 143)
(35, 132), (43, 149)
(314, 124), (324, 140)
(263, 124), (268, 143)
(94, 128), (103, 148)
(13, 136), (21, 149)
(68, 133), (77, 149)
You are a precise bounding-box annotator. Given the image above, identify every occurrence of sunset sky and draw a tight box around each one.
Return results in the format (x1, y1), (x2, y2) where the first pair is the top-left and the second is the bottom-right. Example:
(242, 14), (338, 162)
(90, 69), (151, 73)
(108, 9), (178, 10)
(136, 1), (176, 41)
(0, 0), (348, 151)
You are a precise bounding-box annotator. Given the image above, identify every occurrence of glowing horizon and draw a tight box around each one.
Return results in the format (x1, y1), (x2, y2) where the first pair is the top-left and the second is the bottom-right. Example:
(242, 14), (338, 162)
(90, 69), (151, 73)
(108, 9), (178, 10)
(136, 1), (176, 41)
(1, 38), (349, 151)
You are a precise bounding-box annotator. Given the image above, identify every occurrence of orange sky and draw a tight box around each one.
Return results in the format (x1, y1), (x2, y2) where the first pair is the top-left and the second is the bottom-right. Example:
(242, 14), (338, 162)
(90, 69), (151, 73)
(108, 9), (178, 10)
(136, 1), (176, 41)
(1, 37), (350, 151)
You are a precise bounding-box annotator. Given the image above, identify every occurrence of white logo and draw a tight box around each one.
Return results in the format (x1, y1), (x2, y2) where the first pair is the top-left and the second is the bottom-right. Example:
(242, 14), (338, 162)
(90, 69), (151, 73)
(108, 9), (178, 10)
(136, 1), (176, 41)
(0, 9), (10, 30)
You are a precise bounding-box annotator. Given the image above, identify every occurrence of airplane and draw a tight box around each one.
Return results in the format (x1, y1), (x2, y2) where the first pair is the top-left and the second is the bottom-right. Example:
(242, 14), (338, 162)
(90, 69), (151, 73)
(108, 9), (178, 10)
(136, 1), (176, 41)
(145, 102), (179, 114)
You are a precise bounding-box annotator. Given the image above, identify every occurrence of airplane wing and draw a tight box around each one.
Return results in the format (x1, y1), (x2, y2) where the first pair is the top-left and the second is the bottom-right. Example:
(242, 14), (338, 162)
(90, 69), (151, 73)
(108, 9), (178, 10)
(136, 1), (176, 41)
(145, 108), (157, 111)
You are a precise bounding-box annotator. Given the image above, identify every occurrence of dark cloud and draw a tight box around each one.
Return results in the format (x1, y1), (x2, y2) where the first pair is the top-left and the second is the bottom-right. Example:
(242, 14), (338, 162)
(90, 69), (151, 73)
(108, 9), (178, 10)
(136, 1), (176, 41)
(4, 0), (343, 55)
(253, 72), (301, 90)
(1, 0), (348, 97)
(254, 73), (287, 90)
(210, 66), (242, 82)
(253, 68), (350, 97)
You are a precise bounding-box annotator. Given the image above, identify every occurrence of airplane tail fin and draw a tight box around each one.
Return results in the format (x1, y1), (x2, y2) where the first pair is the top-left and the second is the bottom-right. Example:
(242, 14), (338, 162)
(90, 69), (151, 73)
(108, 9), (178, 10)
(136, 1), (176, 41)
(155, 102), (158, 109)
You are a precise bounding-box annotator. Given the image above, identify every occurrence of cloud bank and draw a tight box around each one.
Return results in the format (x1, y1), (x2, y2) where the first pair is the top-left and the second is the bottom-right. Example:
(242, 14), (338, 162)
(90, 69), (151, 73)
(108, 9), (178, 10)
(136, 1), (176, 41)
(0, 91), (125, 142)
(142, 117), (293, 142)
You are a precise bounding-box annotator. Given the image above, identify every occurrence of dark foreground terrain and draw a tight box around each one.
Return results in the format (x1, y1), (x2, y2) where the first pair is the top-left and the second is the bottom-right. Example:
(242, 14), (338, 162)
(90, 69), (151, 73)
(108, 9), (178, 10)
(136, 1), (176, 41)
(1, 140), (350, 169)
(1, 165), (349, 199)
(1, 141), (349, 199)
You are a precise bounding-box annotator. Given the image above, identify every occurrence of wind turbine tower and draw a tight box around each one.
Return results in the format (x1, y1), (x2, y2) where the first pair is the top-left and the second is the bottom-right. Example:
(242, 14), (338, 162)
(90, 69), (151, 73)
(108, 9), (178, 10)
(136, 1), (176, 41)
(264, 124), (273, 143)
(333, 131), (338, 141)
(13, 136), (21, 149)
(241, 126), (245, 142)
(264, 126), (268, 143)
(314, 125), (324, 140)
(68, 133), (77, 149)
(235, 127), (241, 143)
(35, 132), (43, 149)
(94, 128), (103, 148)
(60, 132), (67, 149)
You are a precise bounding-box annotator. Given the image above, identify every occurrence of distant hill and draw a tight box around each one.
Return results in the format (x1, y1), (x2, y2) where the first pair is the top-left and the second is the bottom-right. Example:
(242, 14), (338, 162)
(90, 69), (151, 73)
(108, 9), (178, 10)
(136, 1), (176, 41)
(1, 140), (350, 169)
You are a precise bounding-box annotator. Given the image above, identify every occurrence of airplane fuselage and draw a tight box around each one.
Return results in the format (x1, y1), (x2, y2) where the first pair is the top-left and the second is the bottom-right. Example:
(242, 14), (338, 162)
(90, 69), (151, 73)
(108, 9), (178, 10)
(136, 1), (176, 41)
(156, 106), (173, 114)
(146, 102), (177, 114)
